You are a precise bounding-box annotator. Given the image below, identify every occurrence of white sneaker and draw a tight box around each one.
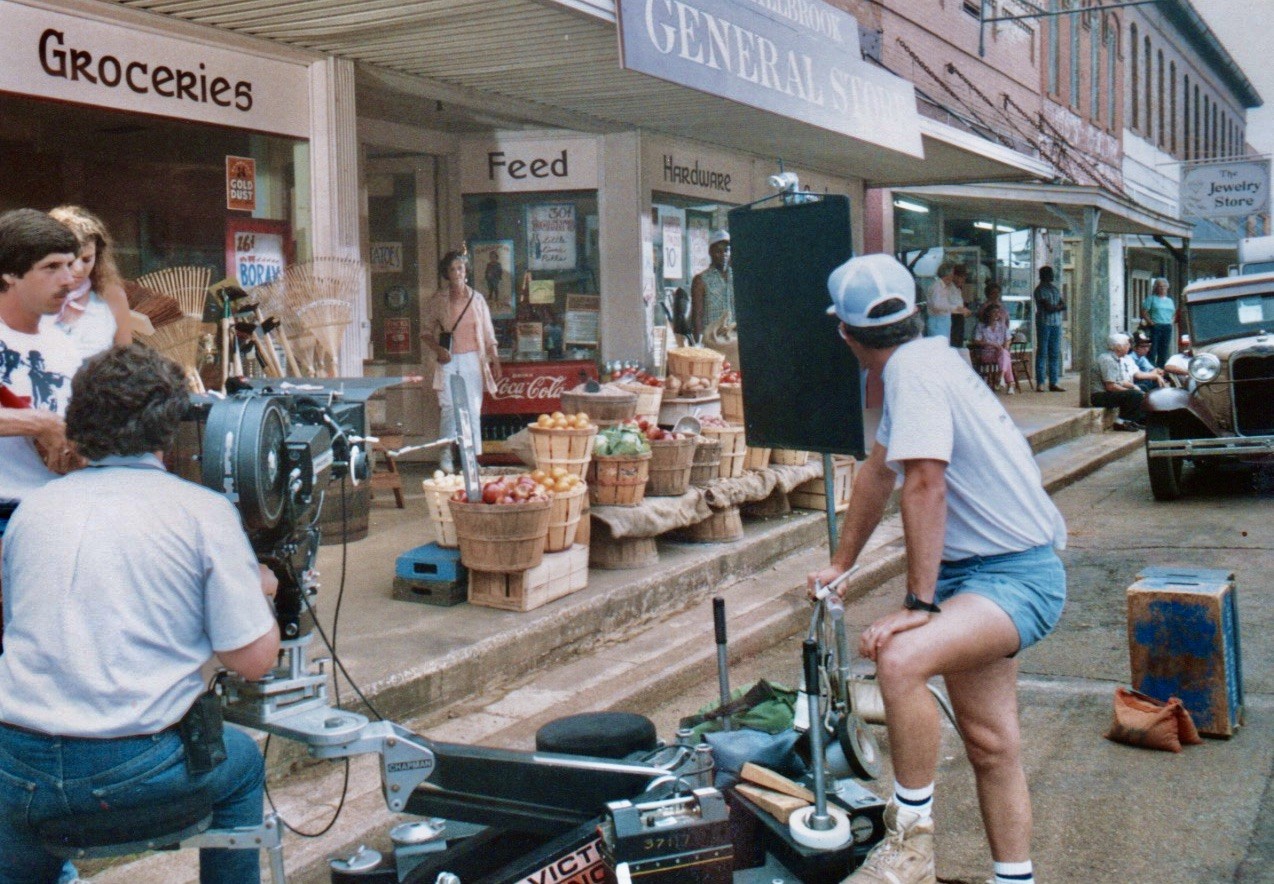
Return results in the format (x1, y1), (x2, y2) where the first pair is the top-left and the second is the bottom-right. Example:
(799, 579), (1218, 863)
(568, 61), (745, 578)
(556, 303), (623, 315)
(841, 802), (936, 883)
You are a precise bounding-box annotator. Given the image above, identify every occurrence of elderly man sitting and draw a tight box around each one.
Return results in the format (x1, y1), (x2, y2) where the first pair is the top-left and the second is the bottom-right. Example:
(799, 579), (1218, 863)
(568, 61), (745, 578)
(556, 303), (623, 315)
(1091, 332), (1149, 431)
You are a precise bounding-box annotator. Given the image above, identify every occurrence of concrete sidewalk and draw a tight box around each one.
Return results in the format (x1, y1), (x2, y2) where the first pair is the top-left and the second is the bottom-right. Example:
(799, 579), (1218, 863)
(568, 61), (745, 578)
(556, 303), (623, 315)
(91, 374), (1152, 882)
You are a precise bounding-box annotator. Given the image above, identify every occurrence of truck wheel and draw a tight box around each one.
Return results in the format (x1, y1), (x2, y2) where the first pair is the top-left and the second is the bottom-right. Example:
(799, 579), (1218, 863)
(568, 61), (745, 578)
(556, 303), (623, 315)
(1146, 422), (1183, 500)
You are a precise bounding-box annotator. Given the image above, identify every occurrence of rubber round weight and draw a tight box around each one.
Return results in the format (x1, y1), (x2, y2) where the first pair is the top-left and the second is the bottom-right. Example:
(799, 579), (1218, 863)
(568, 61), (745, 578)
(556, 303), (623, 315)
(789, 804), (852, 850)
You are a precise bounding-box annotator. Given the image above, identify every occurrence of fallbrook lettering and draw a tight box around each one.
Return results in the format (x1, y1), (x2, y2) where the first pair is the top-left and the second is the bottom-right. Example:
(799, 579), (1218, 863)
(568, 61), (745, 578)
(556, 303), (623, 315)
(663, 155), (732, 193)
(745, 0), (843, 43)
(38, 28), (253, 111)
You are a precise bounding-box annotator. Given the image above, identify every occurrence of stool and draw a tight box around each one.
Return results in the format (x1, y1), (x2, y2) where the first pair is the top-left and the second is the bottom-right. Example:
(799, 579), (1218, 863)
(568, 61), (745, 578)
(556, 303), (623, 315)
(370, 433), (405, 509)
(37, 795), (286, 883)
(536, 712), (658, 760)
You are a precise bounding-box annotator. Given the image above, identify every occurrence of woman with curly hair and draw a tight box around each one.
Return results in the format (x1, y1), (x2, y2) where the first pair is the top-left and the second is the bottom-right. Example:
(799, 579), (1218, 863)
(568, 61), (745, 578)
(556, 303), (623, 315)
(44, 205), (132, 359)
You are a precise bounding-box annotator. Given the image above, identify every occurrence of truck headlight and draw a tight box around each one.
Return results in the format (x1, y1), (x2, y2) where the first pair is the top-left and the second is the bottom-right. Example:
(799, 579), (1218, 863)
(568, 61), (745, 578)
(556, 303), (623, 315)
(1188, 353), (1221, 383)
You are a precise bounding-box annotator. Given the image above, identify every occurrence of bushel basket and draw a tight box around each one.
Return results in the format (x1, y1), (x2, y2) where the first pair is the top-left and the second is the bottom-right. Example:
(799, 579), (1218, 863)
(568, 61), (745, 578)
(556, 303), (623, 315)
(447, 498), (551, 573)
(645, 436), (697, 496)
(587, 452), (653, 507)
(528, 424), (596, 479)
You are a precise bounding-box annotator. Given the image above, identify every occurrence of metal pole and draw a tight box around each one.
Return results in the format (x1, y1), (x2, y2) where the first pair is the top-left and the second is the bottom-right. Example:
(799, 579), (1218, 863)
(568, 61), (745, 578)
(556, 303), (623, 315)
(822, 452), (838, 553)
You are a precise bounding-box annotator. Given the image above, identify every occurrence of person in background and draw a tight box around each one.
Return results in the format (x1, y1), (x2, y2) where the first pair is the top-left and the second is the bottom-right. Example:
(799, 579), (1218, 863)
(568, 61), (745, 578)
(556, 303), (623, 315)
(925, 262), (969, 343)
(45, 206), (132, 360)
(972, 300), (1016, 393)
(691, 229), (733, 344)
(0, 209), (82, 639)
(1091, 332), (1147, 431)
(1163, 334), (1193, 385)
(1032, 266), (1065, 392)
(0, 344), (280, 883)
(422, 250), (502, 473)
(1128, 331), (1167, 393)
(1140, 277), (1176, 369)
(813, 253), (1066, 884)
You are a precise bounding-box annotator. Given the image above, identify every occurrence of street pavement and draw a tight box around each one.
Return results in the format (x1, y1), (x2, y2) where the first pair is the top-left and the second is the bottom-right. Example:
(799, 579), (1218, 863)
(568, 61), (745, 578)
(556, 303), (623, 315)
(87, 378), (1272, 882)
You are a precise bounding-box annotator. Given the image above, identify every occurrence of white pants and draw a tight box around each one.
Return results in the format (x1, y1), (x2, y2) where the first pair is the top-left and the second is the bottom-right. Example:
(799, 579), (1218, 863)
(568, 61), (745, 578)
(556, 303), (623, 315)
(439, 351), (485, 461)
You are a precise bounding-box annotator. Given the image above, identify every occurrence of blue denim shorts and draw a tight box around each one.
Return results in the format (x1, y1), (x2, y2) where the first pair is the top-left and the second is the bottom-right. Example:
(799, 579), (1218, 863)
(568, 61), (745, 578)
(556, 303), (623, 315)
(935, 544), (1066, 651)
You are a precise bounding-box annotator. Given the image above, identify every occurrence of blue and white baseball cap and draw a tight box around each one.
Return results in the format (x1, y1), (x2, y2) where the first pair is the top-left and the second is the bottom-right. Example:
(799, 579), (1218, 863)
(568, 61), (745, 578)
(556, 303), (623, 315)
(826, 254), (918, 328)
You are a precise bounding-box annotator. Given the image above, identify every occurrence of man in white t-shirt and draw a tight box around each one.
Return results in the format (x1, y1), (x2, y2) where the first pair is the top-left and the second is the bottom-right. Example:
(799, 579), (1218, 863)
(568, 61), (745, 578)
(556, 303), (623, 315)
(809, 254), (1067, 884)
(0, 209), (83, 652)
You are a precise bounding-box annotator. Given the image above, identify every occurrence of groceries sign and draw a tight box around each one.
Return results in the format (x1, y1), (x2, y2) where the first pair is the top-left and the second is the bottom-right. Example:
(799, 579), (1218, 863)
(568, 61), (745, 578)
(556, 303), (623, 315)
(4, 0), (310, 138)
(617, 0), (923, 157)
(1181, 160), (1270, 219)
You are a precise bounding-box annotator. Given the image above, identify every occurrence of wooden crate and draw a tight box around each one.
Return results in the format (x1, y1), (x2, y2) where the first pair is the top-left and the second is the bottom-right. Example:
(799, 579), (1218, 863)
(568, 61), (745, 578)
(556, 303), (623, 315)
(678, 505), (743, 543)
(770, 448), (810, 466)
(703, 424), (746, 478)
(1127, 567), (1244, 737)
(789, 457), (856, 513)
(468, 544), (589, 612)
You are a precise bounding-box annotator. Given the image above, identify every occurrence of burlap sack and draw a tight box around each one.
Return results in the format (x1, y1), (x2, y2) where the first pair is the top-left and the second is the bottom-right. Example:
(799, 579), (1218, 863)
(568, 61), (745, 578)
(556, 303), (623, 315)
(1104, 687), (1203, 753)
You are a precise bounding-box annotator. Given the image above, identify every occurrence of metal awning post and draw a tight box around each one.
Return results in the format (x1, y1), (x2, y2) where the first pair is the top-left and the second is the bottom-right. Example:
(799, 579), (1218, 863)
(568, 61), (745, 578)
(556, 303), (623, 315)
(1078, 207), (1102, 409)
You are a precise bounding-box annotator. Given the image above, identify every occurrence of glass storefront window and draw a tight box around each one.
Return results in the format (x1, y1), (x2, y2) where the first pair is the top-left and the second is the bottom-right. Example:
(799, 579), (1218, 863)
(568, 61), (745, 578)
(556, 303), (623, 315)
(462, 191), (600, 362)
(651, 192), (731, 331)
(0, 93), (303, 280)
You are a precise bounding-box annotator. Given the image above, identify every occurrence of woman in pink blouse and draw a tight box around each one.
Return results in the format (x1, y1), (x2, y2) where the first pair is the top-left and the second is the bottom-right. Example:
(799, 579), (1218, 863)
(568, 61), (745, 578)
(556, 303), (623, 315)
(972, 301), (1015, 392)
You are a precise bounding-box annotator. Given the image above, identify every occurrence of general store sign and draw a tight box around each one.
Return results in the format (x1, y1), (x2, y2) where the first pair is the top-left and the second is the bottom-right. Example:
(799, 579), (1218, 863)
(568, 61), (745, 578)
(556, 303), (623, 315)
(460, 136), (600, 193)
(1181, 160), (1270, 219)
(3, 0), (310, 138)
(483, 360), (599, 415)
(617, 0), (923, 157)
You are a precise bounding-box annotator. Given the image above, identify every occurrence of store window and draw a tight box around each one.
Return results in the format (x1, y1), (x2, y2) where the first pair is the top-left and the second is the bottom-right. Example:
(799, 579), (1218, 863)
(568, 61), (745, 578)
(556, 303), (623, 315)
(0, 92), (304, 280)
(462, 190), (600, 363)
(650, 193), (731, 334)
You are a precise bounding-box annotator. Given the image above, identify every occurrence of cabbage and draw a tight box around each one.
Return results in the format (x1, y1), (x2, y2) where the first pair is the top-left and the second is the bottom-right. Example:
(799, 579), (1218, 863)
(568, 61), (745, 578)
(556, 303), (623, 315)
(594, 434), (611, 456)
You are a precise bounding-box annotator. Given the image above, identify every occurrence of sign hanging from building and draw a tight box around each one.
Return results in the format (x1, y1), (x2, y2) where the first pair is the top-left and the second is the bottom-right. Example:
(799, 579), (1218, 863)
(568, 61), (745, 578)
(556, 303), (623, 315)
(1181, 160), (1270, 219)
(4, 0), (311, 138)
(617, 0), (923, 157)
(226, 156), (256, 212)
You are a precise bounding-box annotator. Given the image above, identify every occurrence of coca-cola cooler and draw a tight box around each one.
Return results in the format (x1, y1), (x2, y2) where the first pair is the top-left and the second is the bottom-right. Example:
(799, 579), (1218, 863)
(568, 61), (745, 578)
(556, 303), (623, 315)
(481, 359), (598, 463)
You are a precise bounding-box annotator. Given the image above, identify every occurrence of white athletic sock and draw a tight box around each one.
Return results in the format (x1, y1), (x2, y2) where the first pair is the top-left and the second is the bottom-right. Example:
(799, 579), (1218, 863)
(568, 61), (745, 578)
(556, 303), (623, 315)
(893, 781), (934, 819)
(993, 859), (1034, 883)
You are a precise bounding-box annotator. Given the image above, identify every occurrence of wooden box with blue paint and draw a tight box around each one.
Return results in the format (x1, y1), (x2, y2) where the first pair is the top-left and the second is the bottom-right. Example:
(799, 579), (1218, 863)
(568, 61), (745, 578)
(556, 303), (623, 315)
(1127, 567), (1244, 737)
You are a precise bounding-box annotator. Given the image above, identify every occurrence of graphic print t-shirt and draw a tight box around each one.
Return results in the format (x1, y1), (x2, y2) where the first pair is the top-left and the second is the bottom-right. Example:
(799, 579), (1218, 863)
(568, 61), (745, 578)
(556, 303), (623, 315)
(0, 321), (82, 502)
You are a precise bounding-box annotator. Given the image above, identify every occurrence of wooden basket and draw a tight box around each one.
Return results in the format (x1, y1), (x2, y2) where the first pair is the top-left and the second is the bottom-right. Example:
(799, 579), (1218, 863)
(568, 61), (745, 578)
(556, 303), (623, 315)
(544, 484), (587, 552)
(421, 480), (460, 547)
(560, 388), (637, 427)
(527, 424), (597, 479)
(771, 449), (810, 466)
(680, 505), (744, 543)
(703, 424), (746, 478)
(690, 438), (722, 486)
(743, 446), (772, 471)
(667, 347), (725, 393)
(790, 457), (856, 513)
(448, 498), (551, 573)
(617, 381), (663, 422)
(719, 383), (743, 423)
(587, 452), (653, 507)
(590, 524), (658, 570)
(645, 436), (697, 497)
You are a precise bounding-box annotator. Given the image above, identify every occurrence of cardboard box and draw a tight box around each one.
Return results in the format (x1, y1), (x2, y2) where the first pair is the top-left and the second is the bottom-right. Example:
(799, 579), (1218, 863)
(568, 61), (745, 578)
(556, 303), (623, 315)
(789, 456), (856, 513)
(469, 544), (589, 612)
(1127, 567), (1244, 737)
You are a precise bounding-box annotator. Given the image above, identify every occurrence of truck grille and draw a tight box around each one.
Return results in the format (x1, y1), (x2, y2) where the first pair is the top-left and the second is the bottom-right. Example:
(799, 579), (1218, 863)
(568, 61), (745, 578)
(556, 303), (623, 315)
(1232, 351), (1274, 436)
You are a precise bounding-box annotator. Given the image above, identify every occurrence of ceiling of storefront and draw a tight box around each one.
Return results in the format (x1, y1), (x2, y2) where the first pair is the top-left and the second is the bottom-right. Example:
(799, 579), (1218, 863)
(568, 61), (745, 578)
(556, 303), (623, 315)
(108, 0), (1051, 187)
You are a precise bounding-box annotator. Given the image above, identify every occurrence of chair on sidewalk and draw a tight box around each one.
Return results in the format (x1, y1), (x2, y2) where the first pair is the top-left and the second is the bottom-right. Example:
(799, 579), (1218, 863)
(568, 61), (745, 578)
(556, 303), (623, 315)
(37, 794), (286, 883)
(971, 346), (1001, 390)
(1010, 340), (1033, 393)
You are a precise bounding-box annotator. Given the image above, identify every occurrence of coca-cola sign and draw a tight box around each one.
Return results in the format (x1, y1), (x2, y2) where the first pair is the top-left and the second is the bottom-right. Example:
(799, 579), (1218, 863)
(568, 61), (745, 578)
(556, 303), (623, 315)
(483, 360), (597, 416)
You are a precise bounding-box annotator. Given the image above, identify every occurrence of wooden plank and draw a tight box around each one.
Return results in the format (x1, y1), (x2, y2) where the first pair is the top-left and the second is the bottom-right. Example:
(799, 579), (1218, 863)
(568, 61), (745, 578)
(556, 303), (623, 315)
(735, 783), (809, 824)
(739, 763), (815, 803)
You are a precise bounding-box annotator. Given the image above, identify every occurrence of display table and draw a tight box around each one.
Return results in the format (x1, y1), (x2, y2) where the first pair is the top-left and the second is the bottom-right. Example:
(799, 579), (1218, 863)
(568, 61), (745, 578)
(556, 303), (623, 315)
(587, 459), (824, 568)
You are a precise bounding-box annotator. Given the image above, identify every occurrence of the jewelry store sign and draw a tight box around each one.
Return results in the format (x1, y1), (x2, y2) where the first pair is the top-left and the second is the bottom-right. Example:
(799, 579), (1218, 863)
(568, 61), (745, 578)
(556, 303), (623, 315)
(1181, 160), (1270, 219)
(617, 0), (923, 157)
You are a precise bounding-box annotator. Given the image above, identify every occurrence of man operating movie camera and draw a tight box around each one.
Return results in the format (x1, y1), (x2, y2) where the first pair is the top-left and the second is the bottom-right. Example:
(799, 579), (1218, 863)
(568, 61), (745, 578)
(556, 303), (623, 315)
(0, 344), (281, 883)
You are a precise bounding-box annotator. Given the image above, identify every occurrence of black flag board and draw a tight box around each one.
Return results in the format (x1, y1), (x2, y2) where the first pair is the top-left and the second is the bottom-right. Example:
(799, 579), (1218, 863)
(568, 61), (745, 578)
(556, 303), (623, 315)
(728, 195), (865, 458)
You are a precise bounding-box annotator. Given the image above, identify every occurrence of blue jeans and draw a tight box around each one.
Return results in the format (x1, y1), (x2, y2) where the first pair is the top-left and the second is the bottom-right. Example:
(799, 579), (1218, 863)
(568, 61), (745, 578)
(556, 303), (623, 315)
(0, 723), (264, 883)
(935, 545), (1067, 652)
(1149, 323), (1173, 368)
(1035, 323), (1062, 387)
(926, 312), (951, 340)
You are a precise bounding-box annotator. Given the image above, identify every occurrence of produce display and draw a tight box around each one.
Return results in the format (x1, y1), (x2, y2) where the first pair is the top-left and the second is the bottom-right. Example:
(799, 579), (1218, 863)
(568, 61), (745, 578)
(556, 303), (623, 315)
(451, 473), (551, 505)
(696, 414), (734, 429)
(605, 361), (664, 388)
(719, 362), (741, 385)
(533, 411), (594, 430)
(665, 346), (725, 399)
(425, 471), (466, 492)
(633, 417), (691, 442)
(529, 467), (584, 495)
(592, 422), (653, 457)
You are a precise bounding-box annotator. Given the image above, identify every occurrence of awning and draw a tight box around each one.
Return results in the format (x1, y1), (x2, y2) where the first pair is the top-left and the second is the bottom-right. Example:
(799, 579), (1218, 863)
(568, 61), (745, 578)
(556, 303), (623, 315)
(894, 182), (1193, 237)
(110, 0), (1053, 187)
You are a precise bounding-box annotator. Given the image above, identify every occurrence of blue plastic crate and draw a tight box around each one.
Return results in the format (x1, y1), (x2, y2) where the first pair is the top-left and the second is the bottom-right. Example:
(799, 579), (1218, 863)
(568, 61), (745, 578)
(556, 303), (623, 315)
(395, 543), (465, 583)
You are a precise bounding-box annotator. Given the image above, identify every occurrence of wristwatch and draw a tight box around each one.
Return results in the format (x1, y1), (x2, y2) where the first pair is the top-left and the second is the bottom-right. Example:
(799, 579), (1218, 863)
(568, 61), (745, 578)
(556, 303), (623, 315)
(903, 592), (942, 614)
